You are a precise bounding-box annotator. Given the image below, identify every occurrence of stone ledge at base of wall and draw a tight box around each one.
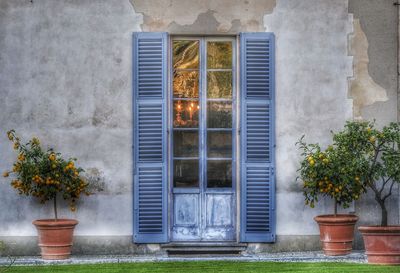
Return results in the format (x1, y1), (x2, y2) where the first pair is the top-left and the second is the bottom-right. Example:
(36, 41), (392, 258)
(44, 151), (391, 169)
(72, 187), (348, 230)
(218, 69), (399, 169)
(0, 235), (361, 256)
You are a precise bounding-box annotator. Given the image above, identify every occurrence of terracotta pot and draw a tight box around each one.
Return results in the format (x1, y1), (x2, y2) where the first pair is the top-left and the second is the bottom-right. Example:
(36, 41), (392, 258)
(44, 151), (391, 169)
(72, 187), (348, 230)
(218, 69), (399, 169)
(359, 226), (400, 265)
(314, 214), (358, 256)
(32, 219), (78, 260)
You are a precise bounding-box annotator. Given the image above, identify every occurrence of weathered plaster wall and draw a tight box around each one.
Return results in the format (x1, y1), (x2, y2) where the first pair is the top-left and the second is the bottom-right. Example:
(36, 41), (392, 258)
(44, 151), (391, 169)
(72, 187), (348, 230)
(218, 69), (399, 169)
(0, 0), (142, 238)
(348, 19), (388, 119)
(0, 0), (398, 255)
(349, 0), (398, 124)
(348, 0), (399, 249)
(129, 0), (276, 33)
(264, 0), (353, 236)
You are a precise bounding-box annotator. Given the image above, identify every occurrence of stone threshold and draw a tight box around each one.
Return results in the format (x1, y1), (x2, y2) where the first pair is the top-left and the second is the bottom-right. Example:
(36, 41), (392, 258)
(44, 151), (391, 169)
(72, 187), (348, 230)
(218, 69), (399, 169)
(0, 251), (367, 266)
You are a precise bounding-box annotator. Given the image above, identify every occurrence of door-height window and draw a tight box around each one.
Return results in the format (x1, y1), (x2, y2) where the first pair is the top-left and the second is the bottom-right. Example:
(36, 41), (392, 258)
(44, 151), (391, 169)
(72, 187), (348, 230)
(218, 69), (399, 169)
(171, 37), (236, 241)
(172, 39), (200, 188)
(133, 32), (275, 244)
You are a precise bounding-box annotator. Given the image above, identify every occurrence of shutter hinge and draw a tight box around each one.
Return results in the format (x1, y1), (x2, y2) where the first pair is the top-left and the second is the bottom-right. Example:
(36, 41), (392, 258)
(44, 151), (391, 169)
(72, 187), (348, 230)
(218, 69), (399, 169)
(271, 167), (275, 175)
(238, 129), (241, 135)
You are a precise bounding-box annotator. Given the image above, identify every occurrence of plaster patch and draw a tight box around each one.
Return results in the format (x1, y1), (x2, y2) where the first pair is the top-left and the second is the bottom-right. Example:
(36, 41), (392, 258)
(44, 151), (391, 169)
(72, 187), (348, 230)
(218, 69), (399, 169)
(146, 244), (161, 252)
(130, 0), (276, 32)
(84, 168), (106, 194)
(349, 19), (388, 119)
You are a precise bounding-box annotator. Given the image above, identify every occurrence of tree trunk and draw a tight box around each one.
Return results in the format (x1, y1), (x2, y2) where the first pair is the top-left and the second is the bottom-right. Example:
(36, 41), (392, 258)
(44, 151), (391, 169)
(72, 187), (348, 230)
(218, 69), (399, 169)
(376, 197), (388, 226)
(53, 195), (58, 221)
(334, 199), (338, 216)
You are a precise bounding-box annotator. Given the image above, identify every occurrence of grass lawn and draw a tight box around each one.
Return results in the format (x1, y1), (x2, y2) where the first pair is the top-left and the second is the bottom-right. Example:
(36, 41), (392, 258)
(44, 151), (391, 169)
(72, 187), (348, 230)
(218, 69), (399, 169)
(3, 261), (399, 273)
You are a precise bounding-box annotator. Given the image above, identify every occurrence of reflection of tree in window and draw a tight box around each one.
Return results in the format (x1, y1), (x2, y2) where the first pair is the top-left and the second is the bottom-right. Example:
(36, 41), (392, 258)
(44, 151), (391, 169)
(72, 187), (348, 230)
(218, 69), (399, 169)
(207, 71), (232, 99)
(173, 41), (199, 69)
(207, 42), (232, 69)
(173, 41), (199, 99)
(174, 71), (198, 98)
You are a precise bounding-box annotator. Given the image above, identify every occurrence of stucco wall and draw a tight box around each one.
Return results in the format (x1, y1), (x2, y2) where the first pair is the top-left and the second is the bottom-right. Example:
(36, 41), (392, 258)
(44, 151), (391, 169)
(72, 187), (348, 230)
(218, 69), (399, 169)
(348, 0), (399, 249)
(0, 0), (140, 242)
(0, 0), (398, 255)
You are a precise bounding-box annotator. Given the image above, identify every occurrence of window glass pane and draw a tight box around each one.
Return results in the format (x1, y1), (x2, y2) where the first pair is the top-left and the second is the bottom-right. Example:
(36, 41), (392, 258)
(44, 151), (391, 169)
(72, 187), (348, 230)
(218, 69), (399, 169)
(207, 41), (232, 69)
(173, 40), (199, 69)
(173, 100), (200, 128)
(207, 160), (232, 188)
(207, 131), (232, 158)
(174, 131), (199, 157)
(173, 71), (199, 98)
(207, 71), (232, 99)
(207, 102), (232, 128)
(174, 160), (199, 188)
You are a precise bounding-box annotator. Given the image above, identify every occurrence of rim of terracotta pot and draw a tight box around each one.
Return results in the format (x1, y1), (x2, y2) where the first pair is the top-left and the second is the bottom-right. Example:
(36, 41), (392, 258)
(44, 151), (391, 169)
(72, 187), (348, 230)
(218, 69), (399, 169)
(32, 219), (79, 227)
(358, 225), (400, 233)
(314, 214), (358, 224)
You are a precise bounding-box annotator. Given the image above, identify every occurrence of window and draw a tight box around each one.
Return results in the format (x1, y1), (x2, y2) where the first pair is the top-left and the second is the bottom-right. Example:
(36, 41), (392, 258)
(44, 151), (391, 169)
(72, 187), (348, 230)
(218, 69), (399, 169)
(170, 38), (236, 241)
(172, 38), (234, 189)
(133, 32), (275, 244)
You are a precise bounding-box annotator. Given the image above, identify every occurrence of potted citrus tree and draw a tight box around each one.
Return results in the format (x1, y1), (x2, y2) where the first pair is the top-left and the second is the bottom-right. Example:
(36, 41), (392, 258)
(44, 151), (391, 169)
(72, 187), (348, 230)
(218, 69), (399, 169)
(332, 121), (400, 265)
(2, 130), (91, 260)
(297, 135), (365, 256)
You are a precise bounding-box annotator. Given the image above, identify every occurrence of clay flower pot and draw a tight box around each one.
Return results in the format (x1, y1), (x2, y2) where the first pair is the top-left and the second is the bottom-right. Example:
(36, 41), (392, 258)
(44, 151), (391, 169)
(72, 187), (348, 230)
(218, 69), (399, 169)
(359, 226), (400, 265)
(33, 219), (78, 260)
(314, 214), (358, 256)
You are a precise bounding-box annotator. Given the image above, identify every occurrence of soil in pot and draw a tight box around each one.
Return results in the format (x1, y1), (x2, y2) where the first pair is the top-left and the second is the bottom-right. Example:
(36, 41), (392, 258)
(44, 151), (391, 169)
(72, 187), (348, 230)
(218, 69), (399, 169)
(359, 226), (400, 265)
(33, 219), (78, 260)
(314, 214), (358, 256)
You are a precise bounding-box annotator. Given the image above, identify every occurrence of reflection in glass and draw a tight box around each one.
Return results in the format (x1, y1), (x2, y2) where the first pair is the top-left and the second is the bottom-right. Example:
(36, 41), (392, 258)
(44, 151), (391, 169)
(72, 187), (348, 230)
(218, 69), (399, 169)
(174, 100), (199, 128)
(173, 71), (199, 98)
(174, 131), (199, 157)
(207, 102), (232, 128)
(207, 71), (232, 99)
(207, 42), (232, 69)
(174, 160), (199, 188)
(207, 160), (232, 188)
(173, 40), (199, 69)
(207, 131), (232, 158)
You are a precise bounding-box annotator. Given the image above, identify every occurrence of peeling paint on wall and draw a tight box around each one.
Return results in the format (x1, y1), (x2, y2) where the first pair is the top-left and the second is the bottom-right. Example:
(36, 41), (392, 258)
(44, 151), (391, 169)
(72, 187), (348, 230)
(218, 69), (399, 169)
(349, 19), (388, 120)
(129, 0), (276, 33)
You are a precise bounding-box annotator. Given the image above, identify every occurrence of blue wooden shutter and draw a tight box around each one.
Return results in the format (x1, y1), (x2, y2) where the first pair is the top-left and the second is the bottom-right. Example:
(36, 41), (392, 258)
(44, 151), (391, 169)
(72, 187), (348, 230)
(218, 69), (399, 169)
(240, 33), (276, 243)
(133, 32), (168, 243)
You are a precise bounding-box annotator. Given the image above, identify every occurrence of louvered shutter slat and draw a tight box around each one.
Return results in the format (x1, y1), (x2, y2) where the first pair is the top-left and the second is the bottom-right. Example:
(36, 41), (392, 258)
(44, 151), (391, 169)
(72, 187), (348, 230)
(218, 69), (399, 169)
(133, 32), (168, 243)
(240, 33), (275, 243)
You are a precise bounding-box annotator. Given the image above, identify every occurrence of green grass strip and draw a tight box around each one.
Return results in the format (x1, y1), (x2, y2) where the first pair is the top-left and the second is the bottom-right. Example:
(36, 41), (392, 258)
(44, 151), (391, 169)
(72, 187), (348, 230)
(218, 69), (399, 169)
(3, 261), (399, 273)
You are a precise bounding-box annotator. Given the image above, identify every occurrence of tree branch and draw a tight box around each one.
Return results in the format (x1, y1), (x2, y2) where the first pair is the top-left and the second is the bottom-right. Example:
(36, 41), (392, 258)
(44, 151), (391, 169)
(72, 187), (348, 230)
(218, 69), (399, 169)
(383, 180), (397, 201)
(368, 143), (383, 179)
(379, 176), (391, 195)
(367, 178), (382, 201)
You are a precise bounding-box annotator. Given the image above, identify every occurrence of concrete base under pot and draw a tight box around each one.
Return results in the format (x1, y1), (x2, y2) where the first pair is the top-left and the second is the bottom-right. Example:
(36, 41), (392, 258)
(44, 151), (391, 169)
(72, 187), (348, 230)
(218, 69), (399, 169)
(359, 226), (400, 265)
(314, 214), (358, 256)
(32, 219), (78, 260)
